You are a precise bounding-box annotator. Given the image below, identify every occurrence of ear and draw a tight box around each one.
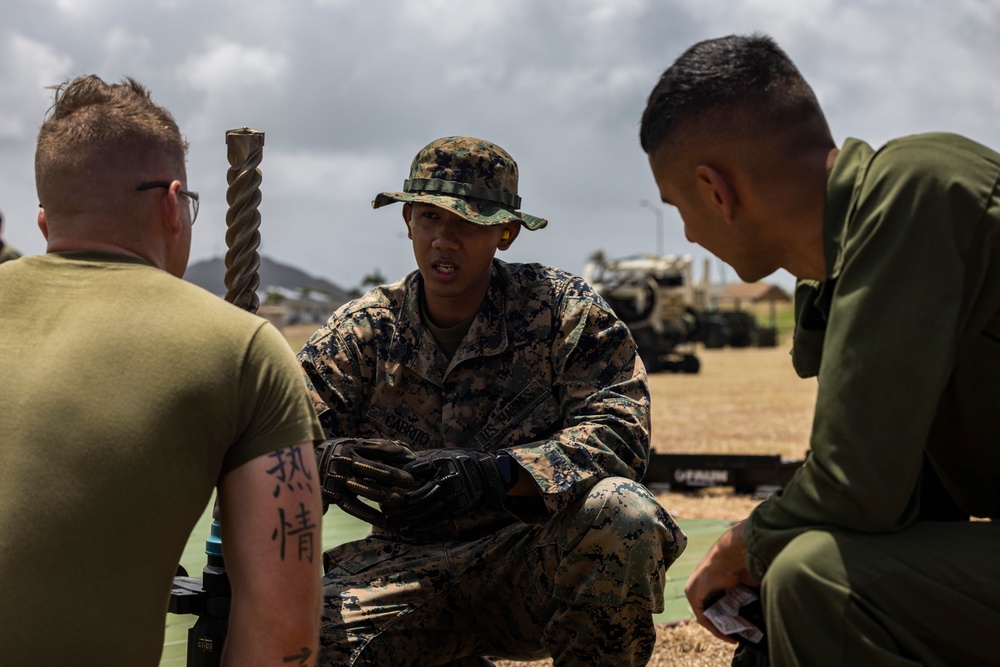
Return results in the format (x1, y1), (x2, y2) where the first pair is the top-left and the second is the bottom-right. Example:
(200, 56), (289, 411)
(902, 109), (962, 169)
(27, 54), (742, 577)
(160, 181), (183, 236)
(694, 165), (737, 224)
(37, 207), (49, 240)
(401, 203), (413, 239)
(497, 222), (520, 251)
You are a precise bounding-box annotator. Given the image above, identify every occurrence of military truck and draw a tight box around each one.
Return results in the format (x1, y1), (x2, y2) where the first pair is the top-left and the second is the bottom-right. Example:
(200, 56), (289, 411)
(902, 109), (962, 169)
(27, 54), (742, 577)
(700, 309), (764, 349)
(584, 254), (708, 374)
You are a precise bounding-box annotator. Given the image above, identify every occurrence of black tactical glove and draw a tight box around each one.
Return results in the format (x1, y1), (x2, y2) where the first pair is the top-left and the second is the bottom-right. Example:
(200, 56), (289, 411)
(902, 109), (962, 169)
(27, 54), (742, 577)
(382, 449), (514, 534)
(314, 438), (420, 525)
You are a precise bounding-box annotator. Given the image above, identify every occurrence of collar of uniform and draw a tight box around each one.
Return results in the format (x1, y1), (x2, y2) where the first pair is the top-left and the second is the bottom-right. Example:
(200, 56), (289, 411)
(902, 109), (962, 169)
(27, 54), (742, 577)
(49, 248), (154, 267)
(391, 274), (445, 385)
(823, 137), (874, 283)
(391, 260), (510, 385)
(448, 260), (510, 372)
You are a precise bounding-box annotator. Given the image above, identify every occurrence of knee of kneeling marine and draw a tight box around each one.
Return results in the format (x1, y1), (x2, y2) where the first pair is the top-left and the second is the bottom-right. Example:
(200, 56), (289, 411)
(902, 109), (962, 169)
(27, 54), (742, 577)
(579, 478), (685, 552)
(581, 477), (659, 521)
(763, 530), (844, 603)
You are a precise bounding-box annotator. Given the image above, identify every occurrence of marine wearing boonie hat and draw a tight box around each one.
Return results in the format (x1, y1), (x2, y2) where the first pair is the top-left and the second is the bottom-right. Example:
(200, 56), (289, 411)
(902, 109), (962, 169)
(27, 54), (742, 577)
(372, 136), (547, 231)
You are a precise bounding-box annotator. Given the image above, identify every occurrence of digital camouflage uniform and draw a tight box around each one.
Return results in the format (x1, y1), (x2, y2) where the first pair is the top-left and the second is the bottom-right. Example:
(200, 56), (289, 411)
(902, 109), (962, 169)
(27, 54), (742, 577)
(299, 136), (686, 667)
(300, 261), (686, 666)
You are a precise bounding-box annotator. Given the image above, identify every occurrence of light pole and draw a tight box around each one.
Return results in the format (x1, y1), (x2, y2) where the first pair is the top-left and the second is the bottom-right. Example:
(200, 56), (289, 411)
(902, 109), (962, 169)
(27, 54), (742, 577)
(639, 199), (663, 257)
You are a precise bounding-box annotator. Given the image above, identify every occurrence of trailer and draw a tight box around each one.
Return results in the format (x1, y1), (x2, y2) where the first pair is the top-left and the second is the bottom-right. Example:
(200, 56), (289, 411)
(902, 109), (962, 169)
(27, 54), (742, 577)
(643, 453), (806, 495)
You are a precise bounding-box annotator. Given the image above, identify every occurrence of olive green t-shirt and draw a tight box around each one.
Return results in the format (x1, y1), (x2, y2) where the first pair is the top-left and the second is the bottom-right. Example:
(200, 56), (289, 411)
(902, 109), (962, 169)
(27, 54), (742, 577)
(0, 251), (323, 666)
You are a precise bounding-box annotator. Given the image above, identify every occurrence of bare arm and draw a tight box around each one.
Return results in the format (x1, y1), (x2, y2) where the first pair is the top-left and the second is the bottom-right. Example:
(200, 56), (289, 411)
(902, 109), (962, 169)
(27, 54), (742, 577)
(217, 441), (322, 666)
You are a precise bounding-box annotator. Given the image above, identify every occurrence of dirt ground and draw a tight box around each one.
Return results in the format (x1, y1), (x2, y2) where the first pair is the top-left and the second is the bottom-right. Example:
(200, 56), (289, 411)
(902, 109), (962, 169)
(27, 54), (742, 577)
(493, 621), (738, 667)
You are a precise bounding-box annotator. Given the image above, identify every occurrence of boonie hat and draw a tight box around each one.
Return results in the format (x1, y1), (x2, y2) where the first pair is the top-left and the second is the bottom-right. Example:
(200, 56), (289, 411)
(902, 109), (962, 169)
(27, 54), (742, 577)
(372, 136), (547, 231)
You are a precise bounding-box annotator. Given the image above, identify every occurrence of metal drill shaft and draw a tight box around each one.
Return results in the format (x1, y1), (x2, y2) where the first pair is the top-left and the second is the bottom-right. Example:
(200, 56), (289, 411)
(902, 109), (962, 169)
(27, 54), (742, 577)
(224, 128), (265, 314)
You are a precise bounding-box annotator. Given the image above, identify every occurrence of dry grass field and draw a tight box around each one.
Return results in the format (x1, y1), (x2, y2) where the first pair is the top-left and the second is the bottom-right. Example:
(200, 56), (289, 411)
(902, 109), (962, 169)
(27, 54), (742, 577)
(280, 326), (819, 666)
(650, 343), (816, 523)
(649, 345), (815, 459)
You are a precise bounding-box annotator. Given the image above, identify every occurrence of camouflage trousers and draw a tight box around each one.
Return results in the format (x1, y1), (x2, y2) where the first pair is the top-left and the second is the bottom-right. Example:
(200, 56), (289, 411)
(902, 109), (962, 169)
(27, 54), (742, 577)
(318, 477), (687, 667)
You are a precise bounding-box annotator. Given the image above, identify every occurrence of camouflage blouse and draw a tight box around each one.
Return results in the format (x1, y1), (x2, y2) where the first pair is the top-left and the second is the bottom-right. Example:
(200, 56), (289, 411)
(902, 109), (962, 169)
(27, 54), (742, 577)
(298, 259), (651, 530)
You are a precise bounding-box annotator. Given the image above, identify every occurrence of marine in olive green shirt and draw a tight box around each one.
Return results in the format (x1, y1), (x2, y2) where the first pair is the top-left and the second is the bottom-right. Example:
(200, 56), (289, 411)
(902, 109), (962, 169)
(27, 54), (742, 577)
(746, 133), (1000, 570)
(743, 133), (1000, 665)
(0, 251), (325, 666)
(642, 34), (1000, 666)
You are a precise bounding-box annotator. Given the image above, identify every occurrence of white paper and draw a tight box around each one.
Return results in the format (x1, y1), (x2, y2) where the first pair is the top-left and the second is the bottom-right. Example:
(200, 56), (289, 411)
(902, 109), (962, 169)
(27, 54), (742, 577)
(702, 584), (764, 644)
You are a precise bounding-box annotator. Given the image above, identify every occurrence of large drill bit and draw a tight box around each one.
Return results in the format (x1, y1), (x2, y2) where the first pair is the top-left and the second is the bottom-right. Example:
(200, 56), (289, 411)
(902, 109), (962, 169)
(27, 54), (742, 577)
(224, 128), (265, 313)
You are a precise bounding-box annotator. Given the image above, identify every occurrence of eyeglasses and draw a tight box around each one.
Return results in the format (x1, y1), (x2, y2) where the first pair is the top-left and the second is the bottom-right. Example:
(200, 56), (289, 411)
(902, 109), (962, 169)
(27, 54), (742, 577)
(137, 181), (200, 225)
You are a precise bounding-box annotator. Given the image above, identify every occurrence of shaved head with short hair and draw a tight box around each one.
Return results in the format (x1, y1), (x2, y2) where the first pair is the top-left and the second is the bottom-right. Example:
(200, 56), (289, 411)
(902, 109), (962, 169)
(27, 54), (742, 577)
(35, 75), (188, 217)
(639, 34), (827, 160)
(640, 34), (838, 284)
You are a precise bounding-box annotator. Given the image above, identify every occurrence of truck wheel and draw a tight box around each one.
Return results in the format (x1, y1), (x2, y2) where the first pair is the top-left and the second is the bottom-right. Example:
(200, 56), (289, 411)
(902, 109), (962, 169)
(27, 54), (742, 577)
(682, 355), (700, 374)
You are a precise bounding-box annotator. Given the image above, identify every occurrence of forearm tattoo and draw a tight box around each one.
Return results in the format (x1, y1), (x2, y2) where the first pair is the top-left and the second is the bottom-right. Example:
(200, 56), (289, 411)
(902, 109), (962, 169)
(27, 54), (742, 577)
(265, 444), (315, 498)
(265, 445), (318, 563)
(271, 502), (318, 563)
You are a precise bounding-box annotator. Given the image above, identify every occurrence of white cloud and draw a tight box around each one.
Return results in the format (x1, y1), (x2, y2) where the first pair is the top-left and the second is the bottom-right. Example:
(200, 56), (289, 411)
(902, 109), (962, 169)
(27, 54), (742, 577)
(266, 150), (396, 205)
(4, 0), (1000, 290)
(102, 25), (153, 72)
(398, 0), (519, 37)
(579, 0), (646, 31)
(0, 32), (73, 139)
(180, 39), (290, 94)
(952, 0), (1000, 24)
(53, 0), (115, 19)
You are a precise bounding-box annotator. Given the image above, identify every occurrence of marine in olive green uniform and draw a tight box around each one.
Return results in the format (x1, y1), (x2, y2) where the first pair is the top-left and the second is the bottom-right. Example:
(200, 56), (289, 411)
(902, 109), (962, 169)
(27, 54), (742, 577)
(747, 133), (1000, 666)
(299, 137), (686, 667)
(642, 35), (1000, 666)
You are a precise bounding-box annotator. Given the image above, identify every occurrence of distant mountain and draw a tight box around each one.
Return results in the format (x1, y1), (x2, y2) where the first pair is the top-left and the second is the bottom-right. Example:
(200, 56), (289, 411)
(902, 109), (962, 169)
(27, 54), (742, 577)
(184, 255), (351, 302)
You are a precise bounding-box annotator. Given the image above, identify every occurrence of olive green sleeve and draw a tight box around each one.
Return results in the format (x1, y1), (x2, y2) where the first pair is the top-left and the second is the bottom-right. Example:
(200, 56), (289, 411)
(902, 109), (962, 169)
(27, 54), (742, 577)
(224, 322), (325, 474)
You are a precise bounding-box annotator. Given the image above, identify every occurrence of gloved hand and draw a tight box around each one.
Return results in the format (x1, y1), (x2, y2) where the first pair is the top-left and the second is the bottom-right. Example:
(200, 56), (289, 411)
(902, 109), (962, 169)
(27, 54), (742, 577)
(382, 449), (511, 534)
(314, 438), (420, 525)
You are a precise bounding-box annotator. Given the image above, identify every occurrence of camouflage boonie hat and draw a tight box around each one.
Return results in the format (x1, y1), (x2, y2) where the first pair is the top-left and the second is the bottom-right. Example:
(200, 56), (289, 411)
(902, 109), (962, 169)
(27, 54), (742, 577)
(372, 136), (547, 230)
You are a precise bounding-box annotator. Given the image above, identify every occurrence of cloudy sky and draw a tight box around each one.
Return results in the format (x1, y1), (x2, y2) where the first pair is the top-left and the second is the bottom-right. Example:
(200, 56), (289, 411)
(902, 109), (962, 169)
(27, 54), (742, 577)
(3, 0), (999, 293)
